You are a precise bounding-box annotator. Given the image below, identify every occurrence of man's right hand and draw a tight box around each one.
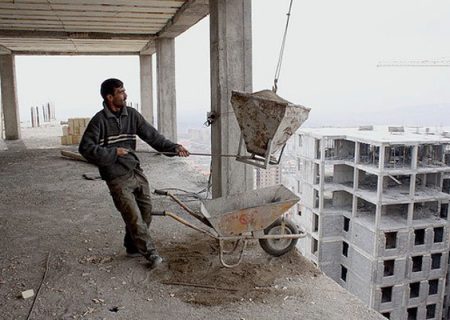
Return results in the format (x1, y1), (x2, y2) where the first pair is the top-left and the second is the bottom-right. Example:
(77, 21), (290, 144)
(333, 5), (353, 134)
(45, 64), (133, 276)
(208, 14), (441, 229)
(116, 147), (129, 157)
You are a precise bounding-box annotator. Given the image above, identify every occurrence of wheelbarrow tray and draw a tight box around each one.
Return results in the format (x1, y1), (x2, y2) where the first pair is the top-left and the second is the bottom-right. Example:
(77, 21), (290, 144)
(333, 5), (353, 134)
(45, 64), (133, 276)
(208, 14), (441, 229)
(200, 184), (299, 237)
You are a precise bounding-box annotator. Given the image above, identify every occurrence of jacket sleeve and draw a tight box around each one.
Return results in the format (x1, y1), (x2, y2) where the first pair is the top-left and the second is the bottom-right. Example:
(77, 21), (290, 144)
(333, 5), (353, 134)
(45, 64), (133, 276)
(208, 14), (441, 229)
(135, 111), (179, 154)
(78, 119), (117, 166)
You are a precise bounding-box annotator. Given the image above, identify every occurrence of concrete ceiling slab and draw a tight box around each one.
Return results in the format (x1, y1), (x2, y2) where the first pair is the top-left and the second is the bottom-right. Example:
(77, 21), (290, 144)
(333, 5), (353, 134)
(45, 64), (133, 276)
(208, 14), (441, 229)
(0, 0), (209, 55)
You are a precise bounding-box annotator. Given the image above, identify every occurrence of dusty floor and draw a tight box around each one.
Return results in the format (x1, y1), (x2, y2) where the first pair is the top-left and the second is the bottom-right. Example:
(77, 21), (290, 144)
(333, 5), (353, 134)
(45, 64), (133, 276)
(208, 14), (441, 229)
(0, 131), (384, 320)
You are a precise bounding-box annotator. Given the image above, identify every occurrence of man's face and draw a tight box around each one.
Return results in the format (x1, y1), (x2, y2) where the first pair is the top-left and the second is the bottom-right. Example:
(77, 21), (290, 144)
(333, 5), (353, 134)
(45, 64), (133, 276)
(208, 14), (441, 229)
(108, 86), (127, 109)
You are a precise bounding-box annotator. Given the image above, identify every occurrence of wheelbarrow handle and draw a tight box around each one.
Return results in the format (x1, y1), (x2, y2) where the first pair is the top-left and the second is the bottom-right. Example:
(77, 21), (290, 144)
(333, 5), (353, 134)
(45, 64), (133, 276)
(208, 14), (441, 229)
(151, 210), (167, 216)
(154, 189), (168, 196)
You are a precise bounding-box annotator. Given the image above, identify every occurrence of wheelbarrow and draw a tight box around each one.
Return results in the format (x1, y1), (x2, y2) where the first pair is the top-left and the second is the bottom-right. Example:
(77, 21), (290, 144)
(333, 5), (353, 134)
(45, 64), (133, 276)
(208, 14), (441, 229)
(153, 184), (305, 268)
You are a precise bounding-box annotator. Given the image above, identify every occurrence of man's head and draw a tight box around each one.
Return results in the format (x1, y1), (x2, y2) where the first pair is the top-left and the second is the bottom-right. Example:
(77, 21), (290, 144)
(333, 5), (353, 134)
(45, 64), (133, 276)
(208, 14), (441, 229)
(100, 78), (127, 111)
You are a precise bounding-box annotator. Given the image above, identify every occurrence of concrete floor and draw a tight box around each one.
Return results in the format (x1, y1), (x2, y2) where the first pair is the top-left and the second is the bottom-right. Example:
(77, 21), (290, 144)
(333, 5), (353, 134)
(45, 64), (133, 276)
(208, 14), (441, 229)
(0, 127), (384, 319)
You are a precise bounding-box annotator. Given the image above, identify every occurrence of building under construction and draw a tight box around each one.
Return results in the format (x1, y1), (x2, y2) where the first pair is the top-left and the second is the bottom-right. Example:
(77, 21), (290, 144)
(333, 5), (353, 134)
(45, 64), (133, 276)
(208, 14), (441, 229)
(296, 126), (450, 320)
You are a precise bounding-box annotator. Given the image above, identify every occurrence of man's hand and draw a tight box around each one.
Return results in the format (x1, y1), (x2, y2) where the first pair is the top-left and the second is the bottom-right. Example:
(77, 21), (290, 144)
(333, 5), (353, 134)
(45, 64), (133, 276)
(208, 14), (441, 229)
(116, 147), (129, 157)
(176, 145), (190, 157)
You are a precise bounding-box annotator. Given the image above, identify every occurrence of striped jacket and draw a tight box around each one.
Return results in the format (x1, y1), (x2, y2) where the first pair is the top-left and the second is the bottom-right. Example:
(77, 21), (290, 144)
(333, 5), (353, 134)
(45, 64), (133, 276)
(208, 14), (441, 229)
(79, 103), (178, 181)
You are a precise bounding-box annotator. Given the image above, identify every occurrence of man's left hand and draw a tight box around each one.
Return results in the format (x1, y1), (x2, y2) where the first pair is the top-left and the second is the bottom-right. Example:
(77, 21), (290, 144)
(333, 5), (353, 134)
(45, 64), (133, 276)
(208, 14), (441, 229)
(176, 145), (190, 157)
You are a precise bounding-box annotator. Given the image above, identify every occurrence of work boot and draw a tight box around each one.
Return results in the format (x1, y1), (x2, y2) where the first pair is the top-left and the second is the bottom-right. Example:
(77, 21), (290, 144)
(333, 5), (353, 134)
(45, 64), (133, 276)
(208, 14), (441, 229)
(146, 250), (163, 269)
(126, 248), (140, 258)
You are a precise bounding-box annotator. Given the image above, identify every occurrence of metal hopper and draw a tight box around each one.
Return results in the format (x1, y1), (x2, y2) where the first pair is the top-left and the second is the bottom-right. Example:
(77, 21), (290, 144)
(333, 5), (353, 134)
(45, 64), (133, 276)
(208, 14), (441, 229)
(231, 89), (310, 168)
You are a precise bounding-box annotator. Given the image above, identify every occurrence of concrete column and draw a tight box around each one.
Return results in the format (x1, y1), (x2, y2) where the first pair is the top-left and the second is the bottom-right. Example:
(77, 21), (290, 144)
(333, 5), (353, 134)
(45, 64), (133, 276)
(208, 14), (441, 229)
(139, 54), (154, 125)
(156, 38), (176, 141)
(0, 54), (20, 140)
(209, 0), (253, 198)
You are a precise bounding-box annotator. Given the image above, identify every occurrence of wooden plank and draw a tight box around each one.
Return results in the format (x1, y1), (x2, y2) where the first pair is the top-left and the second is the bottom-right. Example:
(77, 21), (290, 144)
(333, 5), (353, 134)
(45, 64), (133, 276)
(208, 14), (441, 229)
(0, 13), (169, 22)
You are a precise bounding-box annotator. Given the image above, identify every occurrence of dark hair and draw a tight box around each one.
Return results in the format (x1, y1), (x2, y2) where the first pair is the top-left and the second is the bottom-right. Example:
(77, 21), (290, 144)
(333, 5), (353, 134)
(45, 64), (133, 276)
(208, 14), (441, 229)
(100, 78), (123, 100)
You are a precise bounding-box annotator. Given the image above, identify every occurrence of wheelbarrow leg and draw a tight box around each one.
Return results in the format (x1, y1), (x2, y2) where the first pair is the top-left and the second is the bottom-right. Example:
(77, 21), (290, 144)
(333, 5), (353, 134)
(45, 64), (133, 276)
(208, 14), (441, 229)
(219, 239), (247, 268)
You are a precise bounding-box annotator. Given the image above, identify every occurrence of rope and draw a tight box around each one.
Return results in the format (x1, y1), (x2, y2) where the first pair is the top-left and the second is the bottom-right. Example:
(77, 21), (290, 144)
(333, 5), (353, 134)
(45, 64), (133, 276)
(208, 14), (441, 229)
(273, 0), (294, 93)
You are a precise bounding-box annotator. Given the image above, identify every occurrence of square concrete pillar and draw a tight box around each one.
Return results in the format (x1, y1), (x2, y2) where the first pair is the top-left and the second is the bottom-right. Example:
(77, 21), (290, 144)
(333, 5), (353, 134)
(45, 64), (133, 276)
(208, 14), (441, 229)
(0, 54), (20, 140)
(139, 54), (154, 125)
(209, 0), (253, 198)
(156, 38), (176, 141)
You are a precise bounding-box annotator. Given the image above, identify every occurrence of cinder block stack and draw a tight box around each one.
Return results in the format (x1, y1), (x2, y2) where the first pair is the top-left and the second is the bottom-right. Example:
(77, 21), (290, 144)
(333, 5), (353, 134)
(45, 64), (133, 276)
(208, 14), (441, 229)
(60, 118), (90, 145)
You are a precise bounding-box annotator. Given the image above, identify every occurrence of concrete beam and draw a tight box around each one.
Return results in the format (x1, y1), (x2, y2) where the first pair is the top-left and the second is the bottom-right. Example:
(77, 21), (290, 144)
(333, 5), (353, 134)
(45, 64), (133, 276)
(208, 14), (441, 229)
(14, 51), (140, 56)
(158, 0), (209, 38)
(0, 44), (10, 54)
(156, 38), (176, 142)
(140, 54), (154, 125)
(209, 0), (253, 198)
(140, 40), (156, 55)
(0, 30), (154, 41)
(0, 54), (20, 140)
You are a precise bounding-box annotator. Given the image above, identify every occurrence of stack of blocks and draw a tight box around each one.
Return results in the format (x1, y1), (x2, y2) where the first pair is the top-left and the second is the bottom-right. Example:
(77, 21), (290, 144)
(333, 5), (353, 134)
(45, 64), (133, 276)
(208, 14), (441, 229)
(61, 118), (90, 145)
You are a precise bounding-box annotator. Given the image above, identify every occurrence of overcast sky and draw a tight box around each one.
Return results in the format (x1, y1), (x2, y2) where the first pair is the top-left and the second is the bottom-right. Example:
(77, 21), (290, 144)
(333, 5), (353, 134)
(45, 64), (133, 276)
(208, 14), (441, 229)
(14, 0), (450, 130)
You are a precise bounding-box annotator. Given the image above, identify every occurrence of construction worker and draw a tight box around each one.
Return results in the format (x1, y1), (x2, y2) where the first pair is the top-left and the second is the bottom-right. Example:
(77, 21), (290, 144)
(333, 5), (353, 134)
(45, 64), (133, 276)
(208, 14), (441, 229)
(79, 78), (189, 268)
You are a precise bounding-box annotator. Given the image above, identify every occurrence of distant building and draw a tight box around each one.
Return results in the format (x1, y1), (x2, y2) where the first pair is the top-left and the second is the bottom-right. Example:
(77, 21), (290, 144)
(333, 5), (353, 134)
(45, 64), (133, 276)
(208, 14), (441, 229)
(255, 166), (281, 189)
(296, 126), (450, 320)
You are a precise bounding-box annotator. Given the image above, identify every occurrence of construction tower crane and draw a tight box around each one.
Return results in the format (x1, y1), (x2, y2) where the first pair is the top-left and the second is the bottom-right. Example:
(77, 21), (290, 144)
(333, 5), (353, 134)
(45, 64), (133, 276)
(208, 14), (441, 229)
(377, 57), (450, 67)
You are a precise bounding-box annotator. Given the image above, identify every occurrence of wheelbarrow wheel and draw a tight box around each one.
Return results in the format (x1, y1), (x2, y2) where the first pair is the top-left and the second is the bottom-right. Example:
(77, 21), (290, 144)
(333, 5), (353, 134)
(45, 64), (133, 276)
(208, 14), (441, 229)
(259, 219), (298, 257)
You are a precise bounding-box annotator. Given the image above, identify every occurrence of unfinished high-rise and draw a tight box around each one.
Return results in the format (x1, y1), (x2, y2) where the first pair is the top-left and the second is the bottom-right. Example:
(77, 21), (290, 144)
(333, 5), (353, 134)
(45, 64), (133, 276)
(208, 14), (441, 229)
(295, 127), (450, 320)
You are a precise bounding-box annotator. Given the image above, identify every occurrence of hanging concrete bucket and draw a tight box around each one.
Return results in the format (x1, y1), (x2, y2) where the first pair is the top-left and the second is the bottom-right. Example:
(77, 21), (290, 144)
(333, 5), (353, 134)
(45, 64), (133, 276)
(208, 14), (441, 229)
(231, 89), (310, 169)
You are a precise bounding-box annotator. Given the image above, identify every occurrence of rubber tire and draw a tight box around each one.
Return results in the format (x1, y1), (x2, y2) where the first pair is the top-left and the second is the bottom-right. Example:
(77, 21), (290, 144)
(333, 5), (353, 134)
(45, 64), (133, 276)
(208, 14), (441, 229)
(259, 219), (298, 257)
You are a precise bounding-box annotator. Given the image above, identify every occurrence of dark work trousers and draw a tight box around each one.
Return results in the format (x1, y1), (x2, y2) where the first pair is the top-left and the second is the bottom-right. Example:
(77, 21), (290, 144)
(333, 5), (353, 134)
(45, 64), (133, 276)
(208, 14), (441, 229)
(106, 168), (156, 257)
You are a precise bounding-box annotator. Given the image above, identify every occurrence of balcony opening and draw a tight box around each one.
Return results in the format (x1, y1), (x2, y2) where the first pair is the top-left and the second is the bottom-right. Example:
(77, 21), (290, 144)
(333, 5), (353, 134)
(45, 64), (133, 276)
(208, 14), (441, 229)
(384, 145), (413, 168)
(443, 179), (450, 194)
(358, 170), (378, 192)
(417, 144), (443, 167)
(426, 304), (436, 319)
(342, 242), (349, 257)
(314, 163), (320, 184)
(381, 286), (393, 303)
(409, 282), (420, 298)
(440, 203), (448, 219)
(324, 139), (355, 160)
(343, 217), (350, 232)
(315, 139), (321, 160)
(324, 164), (334, 183)
(359, 143), (380, 167)
(412, 256), (423, 272)
(356, 197), (376, 223)
(385, 232), (397, 249)
(407, 307), (417, 320)
(382, 175), (411, 197)
(381, 313), (390, 319)
(382, 204), (408, 225)
(431, 253), (441, 269)
(313, 189), (320, 209)
(429, 279), (439, 295)
(312, 213), (319, 232)
(384, 259), (395, 277)
(340, 265), (347, 282)
(414, 229), (425, 245)
(334, 164), (354, 188)
(413, 201), (439, 220)
(312, 238), (318, 256)
(324, 190), (353, 211)
(434, 227), (444, 243)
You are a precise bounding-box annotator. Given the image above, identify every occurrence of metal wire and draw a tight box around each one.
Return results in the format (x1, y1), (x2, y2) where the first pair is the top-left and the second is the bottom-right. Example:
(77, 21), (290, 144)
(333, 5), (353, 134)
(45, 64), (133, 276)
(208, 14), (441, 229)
(273, 0), (294, 93)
